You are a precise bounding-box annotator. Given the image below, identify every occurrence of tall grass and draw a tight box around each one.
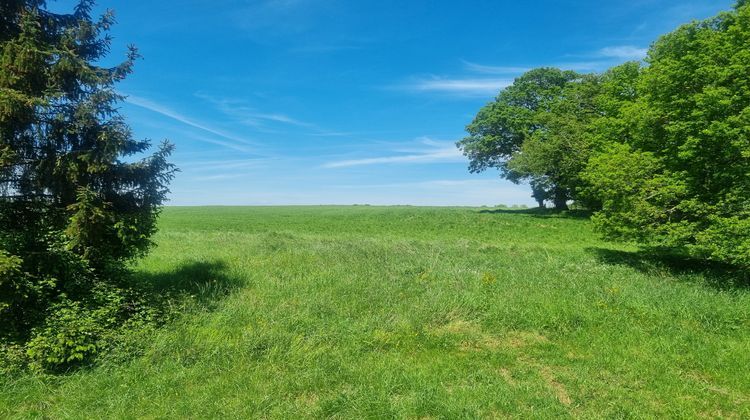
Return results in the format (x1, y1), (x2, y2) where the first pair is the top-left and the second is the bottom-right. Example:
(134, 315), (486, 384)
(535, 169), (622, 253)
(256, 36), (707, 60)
(2, 206), (748, 418)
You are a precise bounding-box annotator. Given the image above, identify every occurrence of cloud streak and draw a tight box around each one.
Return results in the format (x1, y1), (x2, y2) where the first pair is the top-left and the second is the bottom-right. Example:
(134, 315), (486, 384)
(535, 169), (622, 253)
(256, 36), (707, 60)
(597, 45), (648, 60)
(402, 77), (512, 96)
(461, 60), (530, 75)
(192, 173), (248, 181)
(400, 44), (649, 98)
(323, 139), (464, 168)
(185, 135), (256, 153)
(195, 92), (350, 137)
(126, 95), (255, 150)
(195, 93), (309, 128)
(182, 158), (271, 171)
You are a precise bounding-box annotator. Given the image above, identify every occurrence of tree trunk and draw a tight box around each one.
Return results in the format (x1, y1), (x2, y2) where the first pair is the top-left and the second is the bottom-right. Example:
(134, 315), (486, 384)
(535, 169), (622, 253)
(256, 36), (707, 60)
(553, 189), (569, 210)
(553, 197), (569, 210)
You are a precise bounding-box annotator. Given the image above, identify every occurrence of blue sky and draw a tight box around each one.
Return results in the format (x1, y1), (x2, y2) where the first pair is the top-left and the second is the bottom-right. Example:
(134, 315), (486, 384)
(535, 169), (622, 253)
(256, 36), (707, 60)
(54, 0), (735, 206)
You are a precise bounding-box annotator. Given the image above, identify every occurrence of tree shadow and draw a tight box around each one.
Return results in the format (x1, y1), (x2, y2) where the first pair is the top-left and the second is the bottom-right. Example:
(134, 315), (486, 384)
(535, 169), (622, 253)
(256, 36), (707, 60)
(88, 260), (246, 367)
(588, 247), (750, 291)
(478, 207), (592, 219)
(128, 260), (245, 310)
(0, 260), (246, 375)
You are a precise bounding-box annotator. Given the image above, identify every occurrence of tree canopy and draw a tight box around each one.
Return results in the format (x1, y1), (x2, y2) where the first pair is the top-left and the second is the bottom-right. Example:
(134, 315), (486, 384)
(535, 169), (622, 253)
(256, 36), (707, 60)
(585, 1), (750, 266)
(457, 68), (581, 208)
(460, 1), (750, 268)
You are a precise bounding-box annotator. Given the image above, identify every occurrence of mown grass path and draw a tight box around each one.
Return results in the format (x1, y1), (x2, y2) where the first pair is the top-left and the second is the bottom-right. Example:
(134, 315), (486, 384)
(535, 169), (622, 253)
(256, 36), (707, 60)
(2, 206), (749, 418)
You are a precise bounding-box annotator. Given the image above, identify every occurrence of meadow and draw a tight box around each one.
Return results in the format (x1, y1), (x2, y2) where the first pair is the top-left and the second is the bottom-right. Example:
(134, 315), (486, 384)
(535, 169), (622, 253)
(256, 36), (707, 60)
(1, 206), (749, 418)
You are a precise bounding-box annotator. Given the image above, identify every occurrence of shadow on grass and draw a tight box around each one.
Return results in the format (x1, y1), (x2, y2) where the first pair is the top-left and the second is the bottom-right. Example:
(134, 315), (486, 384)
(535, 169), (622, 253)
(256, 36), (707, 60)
(0, 261), (245, 376)
(478, 207), (592, 219)
(89, 260), (246, 367)
(589, 247), (750, 291)
(129, 260), (244, 310)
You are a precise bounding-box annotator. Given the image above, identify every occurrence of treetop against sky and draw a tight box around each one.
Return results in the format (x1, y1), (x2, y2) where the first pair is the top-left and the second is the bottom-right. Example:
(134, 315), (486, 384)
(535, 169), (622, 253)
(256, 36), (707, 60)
(50, 0), (734, 206)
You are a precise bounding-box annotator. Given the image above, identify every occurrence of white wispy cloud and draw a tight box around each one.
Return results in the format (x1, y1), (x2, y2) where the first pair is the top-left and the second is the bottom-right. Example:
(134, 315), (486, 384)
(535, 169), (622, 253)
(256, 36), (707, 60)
(126, 95), (255, 149)
(463, 59), (625, 75)
(196, 93), (307, 127)
(399, 58), (608, 97)
(401, 44), (650, 98)
(243, 112), (313, 128)
(177, 157), (276, 183)
(196, 92), (348, 137)
(596, 45), (648, 60)
(185, 135), (256, 154)
(332, 179), (517, 189)
(461, 60), (530, 74)
(322, 138), (464, 168)
(404, 77), (513, 96)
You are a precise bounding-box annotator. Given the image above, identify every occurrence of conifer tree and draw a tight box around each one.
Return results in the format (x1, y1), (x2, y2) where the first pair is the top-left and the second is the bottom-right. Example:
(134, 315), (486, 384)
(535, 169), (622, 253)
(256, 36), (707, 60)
(0, 0), (175, 348)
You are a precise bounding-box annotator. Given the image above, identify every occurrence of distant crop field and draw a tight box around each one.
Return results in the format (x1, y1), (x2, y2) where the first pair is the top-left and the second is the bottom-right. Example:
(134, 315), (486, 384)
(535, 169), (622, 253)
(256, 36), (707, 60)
(2, 206), (749, 418)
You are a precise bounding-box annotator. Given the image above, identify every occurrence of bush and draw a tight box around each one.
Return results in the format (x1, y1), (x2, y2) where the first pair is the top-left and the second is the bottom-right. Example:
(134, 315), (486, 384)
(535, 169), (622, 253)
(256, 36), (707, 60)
(26, 300), (109, 372)
(0, 343), (27, 377)
(0, 249), (56, 338)
(23, 282), (164, 372)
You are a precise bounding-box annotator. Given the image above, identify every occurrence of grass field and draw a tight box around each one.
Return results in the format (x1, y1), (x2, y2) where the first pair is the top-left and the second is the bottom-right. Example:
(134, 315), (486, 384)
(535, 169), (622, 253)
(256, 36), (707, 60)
(2, 206), (749, 418)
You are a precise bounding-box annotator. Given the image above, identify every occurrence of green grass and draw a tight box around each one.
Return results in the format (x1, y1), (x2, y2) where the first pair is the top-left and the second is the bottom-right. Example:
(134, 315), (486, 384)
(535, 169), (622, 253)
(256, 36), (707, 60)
(2, 206), (749, 418)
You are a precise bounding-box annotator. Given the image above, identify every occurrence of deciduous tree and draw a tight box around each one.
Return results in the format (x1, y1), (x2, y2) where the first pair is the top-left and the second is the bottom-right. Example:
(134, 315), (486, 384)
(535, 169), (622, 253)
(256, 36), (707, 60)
(457, 68), (580, 209)
(584, 1), (750, 266)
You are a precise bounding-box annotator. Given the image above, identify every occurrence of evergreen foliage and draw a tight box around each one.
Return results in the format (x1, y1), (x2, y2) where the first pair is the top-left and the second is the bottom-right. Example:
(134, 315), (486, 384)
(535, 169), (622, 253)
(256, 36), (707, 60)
(0, 0), (175, 370)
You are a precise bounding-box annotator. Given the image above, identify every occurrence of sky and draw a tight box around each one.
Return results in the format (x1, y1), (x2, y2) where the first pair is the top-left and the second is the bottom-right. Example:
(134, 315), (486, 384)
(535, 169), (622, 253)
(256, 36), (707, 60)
(52, 0), (736, 206)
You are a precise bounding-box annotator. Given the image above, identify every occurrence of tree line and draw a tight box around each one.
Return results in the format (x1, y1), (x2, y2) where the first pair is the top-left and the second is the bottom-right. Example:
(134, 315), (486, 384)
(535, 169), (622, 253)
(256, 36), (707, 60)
(459, 1), (750, 268)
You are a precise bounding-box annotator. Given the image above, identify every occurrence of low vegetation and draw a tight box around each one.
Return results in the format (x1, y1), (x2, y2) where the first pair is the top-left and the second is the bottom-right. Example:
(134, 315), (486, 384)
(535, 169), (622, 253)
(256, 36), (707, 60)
(2, 206), (748, 417)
